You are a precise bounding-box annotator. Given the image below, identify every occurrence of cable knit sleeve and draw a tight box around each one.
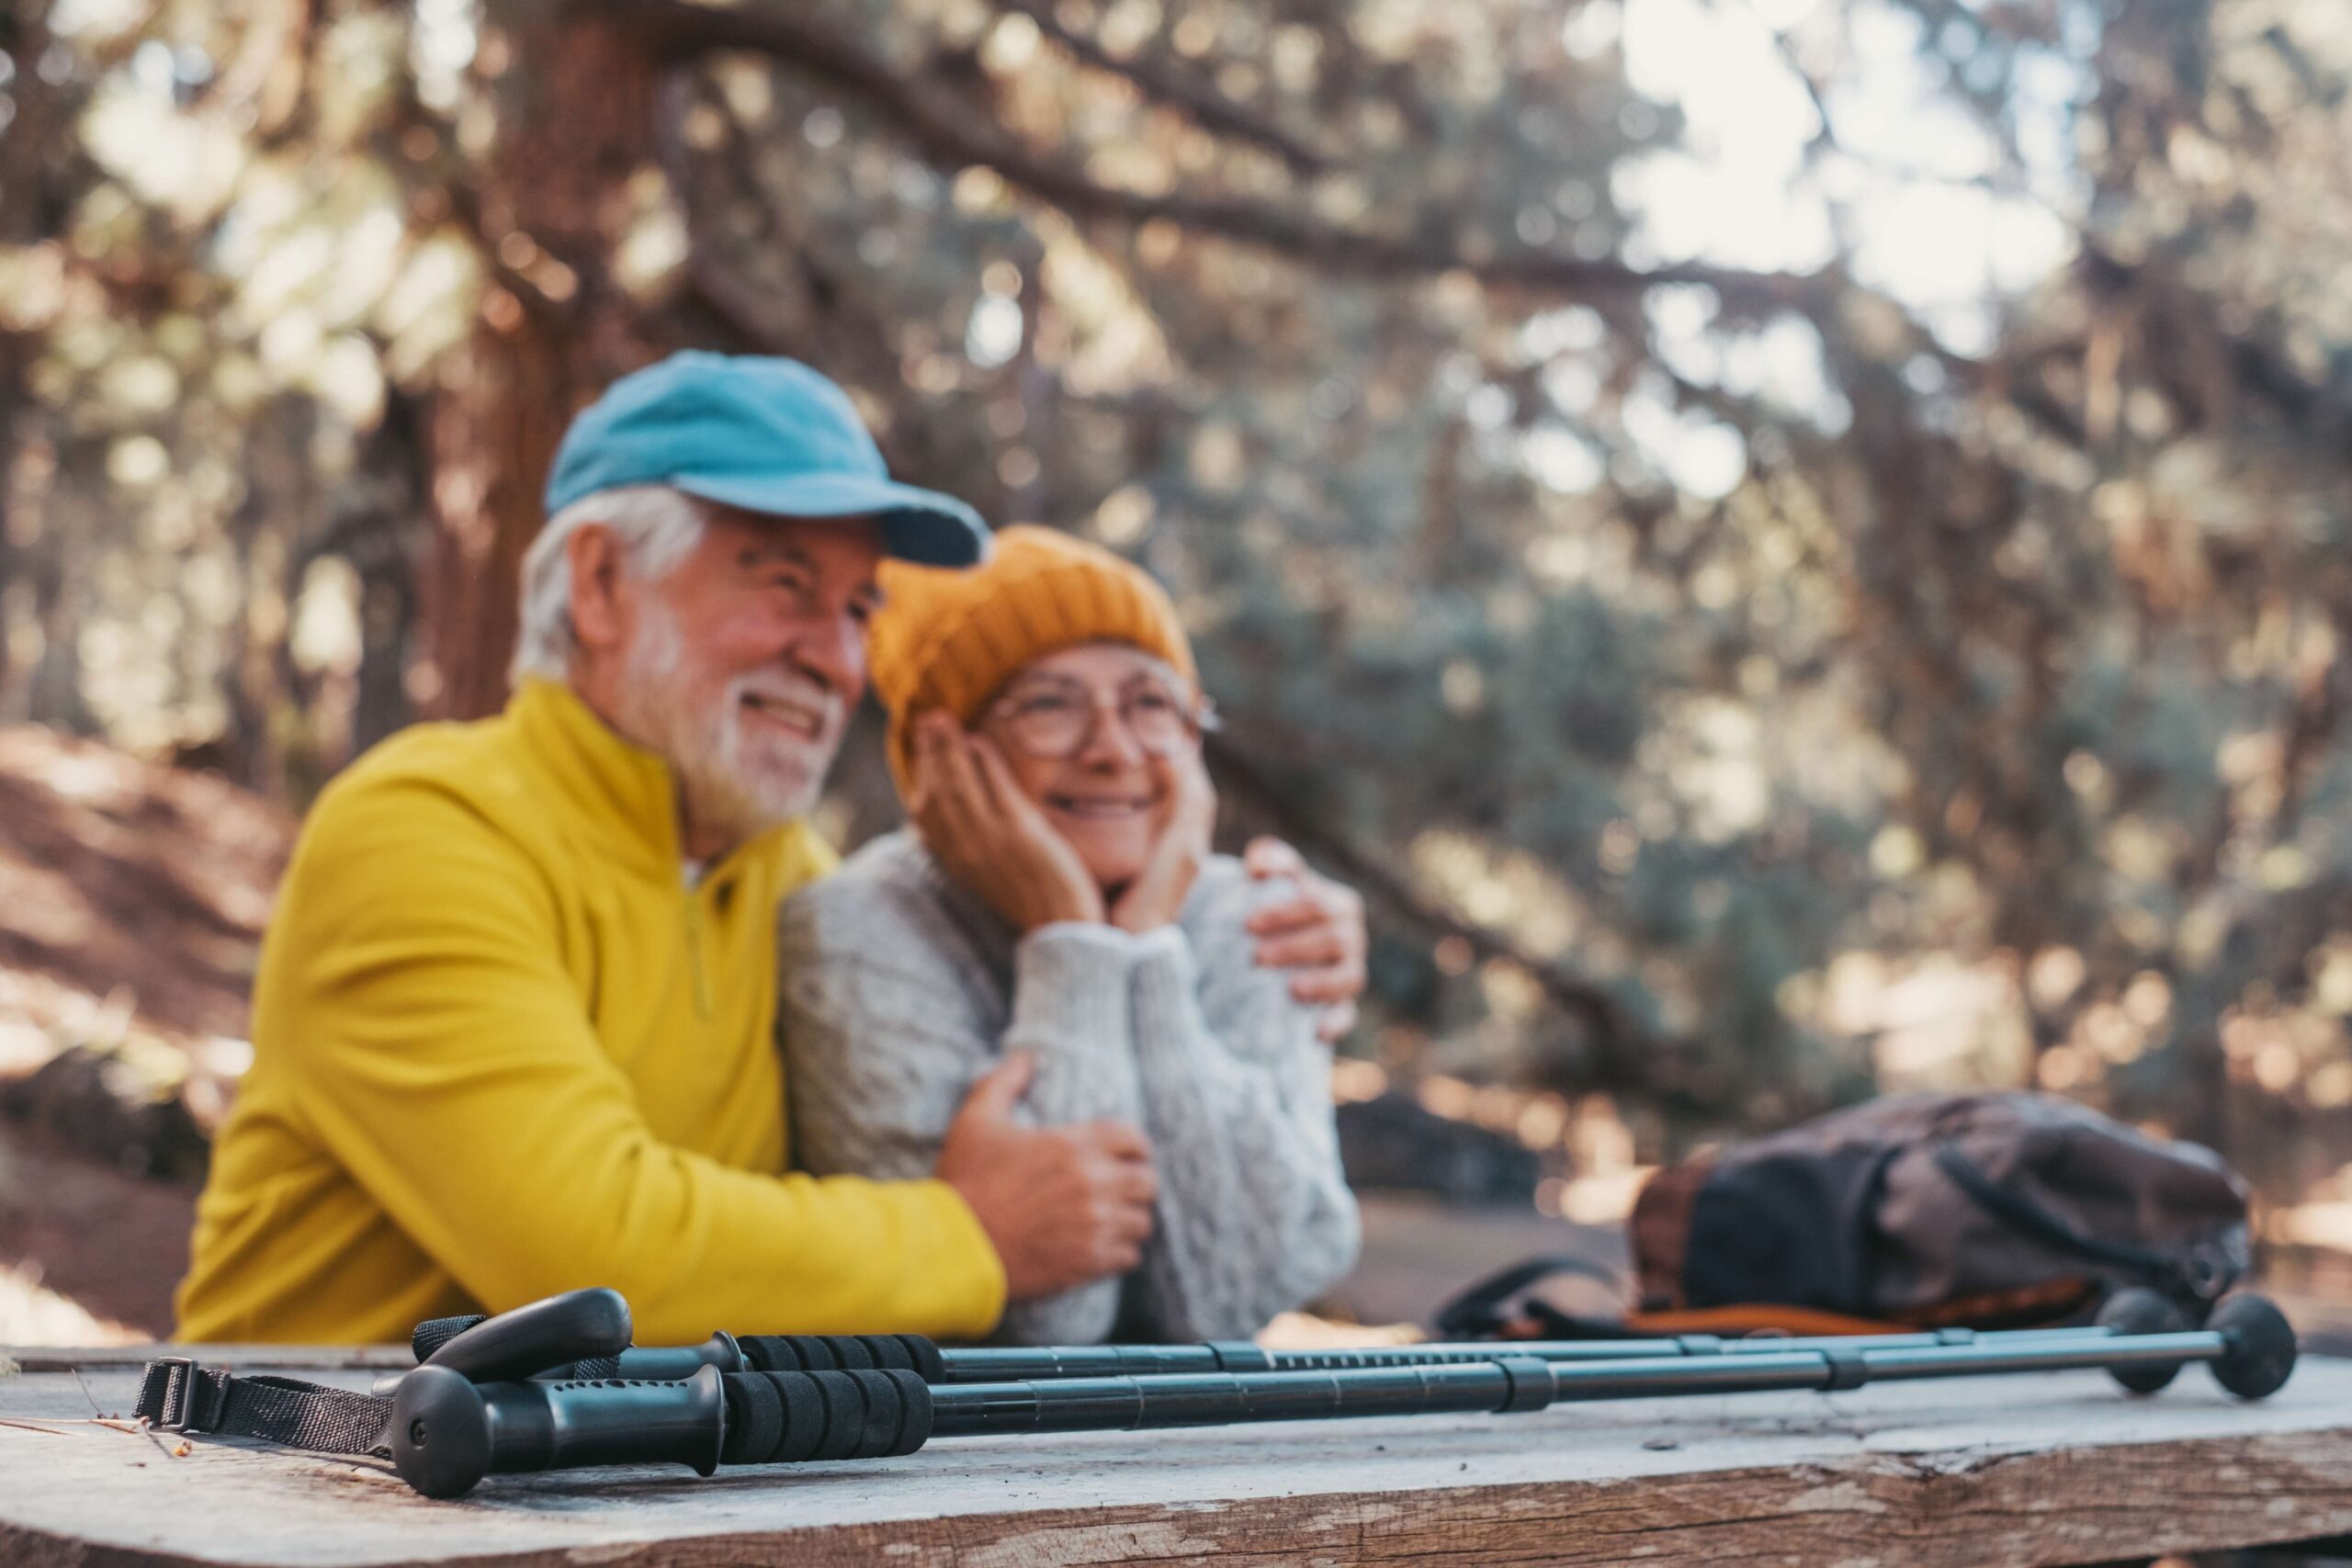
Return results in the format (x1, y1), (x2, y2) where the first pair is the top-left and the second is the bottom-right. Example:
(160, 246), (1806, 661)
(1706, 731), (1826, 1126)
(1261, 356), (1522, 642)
(1120, 858), (1362, 1341)
(990, 922), (1148, 1344)
(776, 838), (1146, 1345)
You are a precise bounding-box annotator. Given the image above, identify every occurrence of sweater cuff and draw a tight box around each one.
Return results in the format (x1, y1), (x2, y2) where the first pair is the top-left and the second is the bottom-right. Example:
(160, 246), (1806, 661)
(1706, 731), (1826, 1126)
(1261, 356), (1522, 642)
(1011, 922), (1144, 1052)
(1128, 925), (1204, 1061)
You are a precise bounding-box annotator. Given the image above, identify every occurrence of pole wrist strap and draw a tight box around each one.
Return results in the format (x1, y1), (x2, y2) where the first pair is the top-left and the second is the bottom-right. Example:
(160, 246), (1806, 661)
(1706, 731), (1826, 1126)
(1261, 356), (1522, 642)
(135, 1358), (393, 1457)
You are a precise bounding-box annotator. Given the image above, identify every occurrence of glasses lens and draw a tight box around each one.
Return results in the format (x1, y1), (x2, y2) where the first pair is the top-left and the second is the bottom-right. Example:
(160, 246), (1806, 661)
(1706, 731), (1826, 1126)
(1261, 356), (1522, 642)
(1001, 688), (1088, 757)
(992, 679), (1201, 757)
(1122, 685), (1190, 752)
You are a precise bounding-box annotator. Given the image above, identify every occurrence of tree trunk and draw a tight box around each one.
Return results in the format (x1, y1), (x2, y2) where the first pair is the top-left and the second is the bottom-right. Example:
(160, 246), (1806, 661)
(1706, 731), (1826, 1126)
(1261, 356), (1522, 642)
(411, 12), (671, 719)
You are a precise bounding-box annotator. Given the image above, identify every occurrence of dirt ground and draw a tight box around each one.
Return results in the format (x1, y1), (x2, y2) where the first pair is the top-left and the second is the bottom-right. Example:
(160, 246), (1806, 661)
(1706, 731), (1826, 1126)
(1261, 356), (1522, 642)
(0, 726), (285, 1341)
(0, 1123), (194, 1340)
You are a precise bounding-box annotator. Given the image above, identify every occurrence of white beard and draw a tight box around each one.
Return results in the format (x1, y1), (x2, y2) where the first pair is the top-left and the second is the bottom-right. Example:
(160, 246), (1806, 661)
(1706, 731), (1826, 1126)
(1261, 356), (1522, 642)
(614, 603), (841, 852)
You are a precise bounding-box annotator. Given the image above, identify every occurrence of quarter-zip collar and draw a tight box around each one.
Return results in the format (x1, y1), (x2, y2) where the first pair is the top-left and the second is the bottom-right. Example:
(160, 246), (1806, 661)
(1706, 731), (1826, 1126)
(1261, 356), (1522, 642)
(506, 678), (791, 879)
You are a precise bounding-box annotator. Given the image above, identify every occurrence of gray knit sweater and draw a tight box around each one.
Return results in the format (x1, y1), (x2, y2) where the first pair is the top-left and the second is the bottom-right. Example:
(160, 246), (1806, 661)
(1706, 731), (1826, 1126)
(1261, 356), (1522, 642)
(777, 829), (1360, 1345)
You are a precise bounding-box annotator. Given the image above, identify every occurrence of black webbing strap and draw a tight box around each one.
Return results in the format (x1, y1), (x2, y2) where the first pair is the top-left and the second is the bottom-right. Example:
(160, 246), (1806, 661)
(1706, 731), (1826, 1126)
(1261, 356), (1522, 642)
(412, 1314), (486, 1361)
(135, 1358), (393, 1457)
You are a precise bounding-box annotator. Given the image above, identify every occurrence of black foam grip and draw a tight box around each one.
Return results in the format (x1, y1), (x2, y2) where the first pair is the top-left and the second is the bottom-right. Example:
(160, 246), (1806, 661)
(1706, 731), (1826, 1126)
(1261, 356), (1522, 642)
(412, 1314), (488, 1362)
(741, 1336), (800, 1371)
(893, 1335), (946, 1383)
(724, 1371), (820, 1462)
(778, 1335), (843, 1371)
(886, 1370), (933, 1455)
(729, 1333), (947, 1382)
(721, 1369), (785, 1464)
(718, 1370), (932, 1464)
(856, 1336), (912, 1371)
(786, 1336), (840, 1371)
(773, 1371), (827, 1461)
(807, 1370), (866, 1460)
(847, 1369), (902, 1455)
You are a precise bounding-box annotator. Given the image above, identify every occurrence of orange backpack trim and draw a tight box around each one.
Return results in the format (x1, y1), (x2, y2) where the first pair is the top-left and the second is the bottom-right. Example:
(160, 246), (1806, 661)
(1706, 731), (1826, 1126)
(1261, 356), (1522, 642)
(1615, 1303), (1909, 1337)
(1604, 1277), (2100, 1338)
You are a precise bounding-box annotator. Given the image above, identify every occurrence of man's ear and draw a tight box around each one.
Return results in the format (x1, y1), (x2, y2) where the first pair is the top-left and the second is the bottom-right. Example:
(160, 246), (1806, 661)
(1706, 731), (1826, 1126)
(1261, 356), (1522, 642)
(565, 525), (630, 655)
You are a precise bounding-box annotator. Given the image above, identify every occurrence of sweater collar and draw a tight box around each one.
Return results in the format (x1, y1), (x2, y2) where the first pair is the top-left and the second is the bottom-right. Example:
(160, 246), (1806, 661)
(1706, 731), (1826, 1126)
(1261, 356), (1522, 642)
(508, 678), (792, 877)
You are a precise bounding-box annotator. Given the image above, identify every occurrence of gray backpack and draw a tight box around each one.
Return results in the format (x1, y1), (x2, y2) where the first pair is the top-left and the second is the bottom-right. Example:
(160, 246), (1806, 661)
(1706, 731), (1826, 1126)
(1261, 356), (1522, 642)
(1627, 1091), (2251, 1329)
(1440, 1091), (2250, 1340)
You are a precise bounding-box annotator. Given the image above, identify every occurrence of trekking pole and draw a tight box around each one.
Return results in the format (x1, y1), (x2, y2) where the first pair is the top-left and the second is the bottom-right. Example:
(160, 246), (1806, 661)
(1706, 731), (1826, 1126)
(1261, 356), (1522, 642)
(933, 1286), (2204, 1390)
(385, 1290), (2295, 1498)
(384, 1285), (2205, 1399)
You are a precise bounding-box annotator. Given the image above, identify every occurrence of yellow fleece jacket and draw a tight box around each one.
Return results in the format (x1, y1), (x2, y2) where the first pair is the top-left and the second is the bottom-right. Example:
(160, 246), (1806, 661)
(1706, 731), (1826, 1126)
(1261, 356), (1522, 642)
(175, 679), (1006, 1345)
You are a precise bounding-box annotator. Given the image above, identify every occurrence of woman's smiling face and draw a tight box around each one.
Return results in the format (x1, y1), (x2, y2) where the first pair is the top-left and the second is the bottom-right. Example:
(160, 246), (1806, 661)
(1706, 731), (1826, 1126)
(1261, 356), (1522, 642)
(978, 641), (1202, 891)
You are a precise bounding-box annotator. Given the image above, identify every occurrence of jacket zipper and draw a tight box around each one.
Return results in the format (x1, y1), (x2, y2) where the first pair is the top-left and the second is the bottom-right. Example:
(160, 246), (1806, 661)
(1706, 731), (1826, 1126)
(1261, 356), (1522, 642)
(684, 887), (712, 1020)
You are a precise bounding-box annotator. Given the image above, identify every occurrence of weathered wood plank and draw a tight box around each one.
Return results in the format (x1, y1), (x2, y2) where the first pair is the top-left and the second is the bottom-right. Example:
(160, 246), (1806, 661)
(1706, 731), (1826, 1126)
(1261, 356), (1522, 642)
(0, 1342), (416, 1373)
(6, 1353), (2352, 1566)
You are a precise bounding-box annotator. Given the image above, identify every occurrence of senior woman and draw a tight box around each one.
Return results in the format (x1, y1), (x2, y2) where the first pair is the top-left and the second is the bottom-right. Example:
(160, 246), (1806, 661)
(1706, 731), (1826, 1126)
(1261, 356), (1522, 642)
(777, 526), (1359, 1345)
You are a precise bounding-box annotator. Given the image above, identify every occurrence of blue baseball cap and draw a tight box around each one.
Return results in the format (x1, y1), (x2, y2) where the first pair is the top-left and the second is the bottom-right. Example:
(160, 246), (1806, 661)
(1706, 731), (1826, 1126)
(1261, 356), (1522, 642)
(543, 352), (990, 566)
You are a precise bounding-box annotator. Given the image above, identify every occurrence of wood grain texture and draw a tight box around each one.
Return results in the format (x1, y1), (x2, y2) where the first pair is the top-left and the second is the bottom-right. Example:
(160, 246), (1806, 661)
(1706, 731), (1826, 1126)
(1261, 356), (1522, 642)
(7, 1351), (2352, 1566)
(1, 1342), (416, 1372)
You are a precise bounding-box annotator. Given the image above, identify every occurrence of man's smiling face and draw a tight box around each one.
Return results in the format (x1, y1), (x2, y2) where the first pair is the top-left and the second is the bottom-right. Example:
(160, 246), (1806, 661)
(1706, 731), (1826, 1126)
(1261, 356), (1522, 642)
(605, 506), (885, 857)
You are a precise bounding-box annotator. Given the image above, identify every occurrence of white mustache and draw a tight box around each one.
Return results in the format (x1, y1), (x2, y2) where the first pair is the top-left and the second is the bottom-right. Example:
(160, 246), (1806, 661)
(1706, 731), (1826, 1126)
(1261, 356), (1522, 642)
(729, 673), (840, 733)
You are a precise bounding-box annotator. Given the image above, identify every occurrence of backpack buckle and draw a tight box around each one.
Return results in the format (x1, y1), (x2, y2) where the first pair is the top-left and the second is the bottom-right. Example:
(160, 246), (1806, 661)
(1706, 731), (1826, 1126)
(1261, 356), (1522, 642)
(2167, 1243), (2239, 1306)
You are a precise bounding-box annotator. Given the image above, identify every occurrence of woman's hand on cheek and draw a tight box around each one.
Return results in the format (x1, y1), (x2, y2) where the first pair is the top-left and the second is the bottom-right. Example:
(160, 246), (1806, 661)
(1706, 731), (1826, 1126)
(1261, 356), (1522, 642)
(911, 713), (1105, 931)
(1110, 750), (1215, 933)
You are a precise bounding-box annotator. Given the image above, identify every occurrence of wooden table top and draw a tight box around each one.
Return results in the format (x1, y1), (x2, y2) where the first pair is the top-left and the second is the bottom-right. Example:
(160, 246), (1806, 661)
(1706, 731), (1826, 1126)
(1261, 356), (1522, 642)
(6, 1344), (2352, 1566)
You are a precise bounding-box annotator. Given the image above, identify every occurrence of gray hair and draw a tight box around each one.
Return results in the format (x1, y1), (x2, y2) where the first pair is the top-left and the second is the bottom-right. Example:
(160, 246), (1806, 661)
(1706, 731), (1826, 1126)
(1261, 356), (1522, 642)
(510, 484), (708, 682)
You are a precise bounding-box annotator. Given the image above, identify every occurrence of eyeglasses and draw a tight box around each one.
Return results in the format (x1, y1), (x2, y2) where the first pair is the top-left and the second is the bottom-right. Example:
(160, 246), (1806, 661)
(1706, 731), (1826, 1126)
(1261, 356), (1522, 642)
(984, 675), (1218, 760)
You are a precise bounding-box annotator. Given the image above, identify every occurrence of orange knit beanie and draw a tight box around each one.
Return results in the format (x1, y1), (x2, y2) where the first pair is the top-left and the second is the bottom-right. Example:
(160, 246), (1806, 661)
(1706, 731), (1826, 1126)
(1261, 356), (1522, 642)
(866, 525), (1197, 795)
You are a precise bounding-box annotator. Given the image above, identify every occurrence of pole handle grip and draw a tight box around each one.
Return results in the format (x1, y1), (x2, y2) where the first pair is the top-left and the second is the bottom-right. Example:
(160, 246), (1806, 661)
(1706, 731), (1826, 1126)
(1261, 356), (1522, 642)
(389, 1364), (936, 1497)
(390, 1364), (727, 1498)
(420, 1288), (633, 1384)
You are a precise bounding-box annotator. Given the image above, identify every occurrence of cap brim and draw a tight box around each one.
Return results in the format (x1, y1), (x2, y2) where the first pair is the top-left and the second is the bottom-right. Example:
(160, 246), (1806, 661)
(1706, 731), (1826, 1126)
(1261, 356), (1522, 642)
(671, 472), (991, 567)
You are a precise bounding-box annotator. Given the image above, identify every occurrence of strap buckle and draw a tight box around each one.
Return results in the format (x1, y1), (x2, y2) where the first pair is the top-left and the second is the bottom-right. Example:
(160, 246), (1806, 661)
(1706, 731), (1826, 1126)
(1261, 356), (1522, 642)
(149, 1357), (227, 1433)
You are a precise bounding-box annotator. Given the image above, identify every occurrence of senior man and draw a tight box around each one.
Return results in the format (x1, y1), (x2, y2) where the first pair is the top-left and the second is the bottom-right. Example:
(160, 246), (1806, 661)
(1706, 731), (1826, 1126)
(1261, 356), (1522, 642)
(175, 352), (1366, 1346)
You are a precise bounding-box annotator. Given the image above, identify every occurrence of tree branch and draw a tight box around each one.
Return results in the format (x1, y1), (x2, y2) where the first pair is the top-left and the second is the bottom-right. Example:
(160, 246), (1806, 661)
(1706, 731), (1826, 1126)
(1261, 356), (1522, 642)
(989, 0), (1333, 175)
(578, 0), (1826, 318)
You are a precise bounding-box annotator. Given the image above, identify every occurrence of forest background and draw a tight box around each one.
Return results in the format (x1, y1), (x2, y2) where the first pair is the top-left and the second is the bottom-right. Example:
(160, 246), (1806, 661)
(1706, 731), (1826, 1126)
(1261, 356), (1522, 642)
(5, 0), (2352, 1332)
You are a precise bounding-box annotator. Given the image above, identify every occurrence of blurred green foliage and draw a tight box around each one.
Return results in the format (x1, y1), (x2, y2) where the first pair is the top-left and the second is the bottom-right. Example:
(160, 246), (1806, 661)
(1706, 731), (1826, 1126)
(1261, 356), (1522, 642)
(5, 0), (2352, 1188)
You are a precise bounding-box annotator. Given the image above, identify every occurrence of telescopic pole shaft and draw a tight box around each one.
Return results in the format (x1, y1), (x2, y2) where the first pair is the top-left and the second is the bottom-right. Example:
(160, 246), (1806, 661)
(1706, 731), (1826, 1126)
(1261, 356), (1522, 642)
(923, 1325), (2264, 1438)
(934, 1322), (2119, 1382)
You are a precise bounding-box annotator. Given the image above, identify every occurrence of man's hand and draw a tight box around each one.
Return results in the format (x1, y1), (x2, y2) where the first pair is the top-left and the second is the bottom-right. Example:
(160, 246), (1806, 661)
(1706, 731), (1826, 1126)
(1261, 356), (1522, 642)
(1109, 750), (1216, 933)
(935, 1054), (1159, 1303)
(1242, 838), (1369, 1042)
(910, 714), (1105, 931)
